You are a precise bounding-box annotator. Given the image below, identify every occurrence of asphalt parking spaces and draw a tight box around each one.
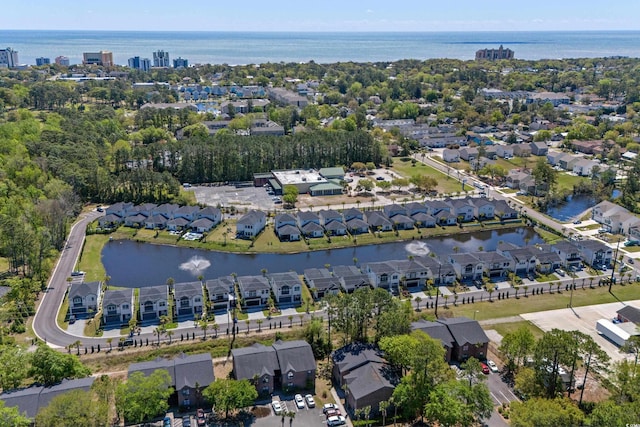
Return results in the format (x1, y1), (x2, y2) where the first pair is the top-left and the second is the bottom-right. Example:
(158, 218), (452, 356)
(521, 300), (640, 363)
(486, 371), (520, 406)
(255, 396), (326, 427)
(191, 185), (275, 211)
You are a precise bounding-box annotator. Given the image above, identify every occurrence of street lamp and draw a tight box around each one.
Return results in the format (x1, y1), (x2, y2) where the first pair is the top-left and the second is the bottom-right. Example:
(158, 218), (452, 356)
(609, 238), (621, 293)
(474, 310), (479, 320)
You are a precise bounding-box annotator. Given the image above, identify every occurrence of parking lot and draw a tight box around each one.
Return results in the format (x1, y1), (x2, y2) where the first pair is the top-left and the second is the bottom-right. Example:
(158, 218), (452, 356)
(255, 395), (329, 427)
(191, 184), (276, 211)
(521, 300), (640, 363)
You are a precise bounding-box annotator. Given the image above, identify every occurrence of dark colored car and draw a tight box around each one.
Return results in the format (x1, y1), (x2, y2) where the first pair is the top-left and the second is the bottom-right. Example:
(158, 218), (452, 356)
(182, 416), (191, 427)
(196, 409), (206, 426)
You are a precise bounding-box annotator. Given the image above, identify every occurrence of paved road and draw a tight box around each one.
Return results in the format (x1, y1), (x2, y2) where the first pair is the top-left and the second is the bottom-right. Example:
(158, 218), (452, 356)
(32, 210), (104, 348)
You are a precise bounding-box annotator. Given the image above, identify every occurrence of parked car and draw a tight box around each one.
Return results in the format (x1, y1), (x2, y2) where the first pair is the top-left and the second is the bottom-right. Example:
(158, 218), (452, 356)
(327, 415), (347, 426)
(163, 417), (171, 427)
(182, 416), (192, 427)
(325, 409), (342, 418)
(487, 360), (499, 373)
(555, 269), (565, 277)
(323, 403), (338, 414)
(481, 363), (490, 374)
(305, 394), (316, 408)
(70, 271), (85, 277)
(272, 401), (283, 415)
(376, 176), (385, 181)
(294, 394), (305, 409)
(573, 219), (582, 224)
(196, 408), (206, 426)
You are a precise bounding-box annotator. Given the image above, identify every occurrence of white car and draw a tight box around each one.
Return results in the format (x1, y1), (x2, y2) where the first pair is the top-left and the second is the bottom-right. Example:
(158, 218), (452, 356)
(323, 403), (338, 414)
(327, 415), (346, 426)
(272, 401), (283, 415)
(294, 394), (305, 409)
(304, 394), (315, 408)
(487, 360), (499, 373)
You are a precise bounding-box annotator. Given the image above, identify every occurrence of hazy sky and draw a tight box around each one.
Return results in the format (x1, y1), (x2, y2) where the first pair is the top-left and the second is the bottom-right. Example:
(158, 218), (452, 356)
(3, 0), (640, 32)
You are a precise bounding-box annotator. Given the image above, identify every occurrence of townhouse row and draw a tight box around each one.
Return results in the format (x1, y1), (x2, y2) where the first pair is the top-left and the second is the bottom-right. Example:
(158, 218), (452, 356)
(239, 197), (519, 242)
(70, 237), (613, 326)
(99, 202), (223, 233)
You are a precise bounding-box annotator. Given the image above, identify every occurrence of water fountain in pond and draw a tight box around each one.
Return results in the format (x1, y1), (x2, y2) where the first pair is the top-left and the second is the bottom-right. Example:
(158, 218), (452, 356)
(405, 241), (430, 257)
(179, 256), (211, 276)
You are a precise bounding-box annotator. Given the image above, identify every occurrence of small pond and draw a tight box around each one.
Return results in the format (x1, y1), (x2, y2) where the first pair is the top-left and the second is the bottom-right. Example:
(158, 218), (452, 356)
(102, 227), (544, 288)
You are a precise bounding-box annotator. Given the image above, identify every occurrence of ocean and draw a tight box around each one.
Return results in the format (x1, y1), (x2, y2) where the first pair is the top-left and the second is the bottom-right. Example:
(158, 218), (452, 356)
(2, 30), (640, 66)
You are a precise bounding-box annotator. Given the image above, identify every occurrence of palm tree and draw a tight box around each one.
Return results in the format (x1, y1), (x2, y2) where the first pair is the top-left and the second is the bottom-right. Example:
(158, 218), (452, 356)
(154, 327), (163, 346)
(379, 400), (389, 427)
(245, 319), (250, 333)
(286, 410), (296, 425)
(212, 322), (219, 337)
(106, 337), (113, 352)
(454, 294), (459, 306)
(200, 319), (209, 339)
(589, 277), (595, 289)
(548, 282), (554, 294)
(166, 329), (174, 344)
(299, 314), (304, 326)
(443, 294), (449, 308)
(415, 296), (422, 311)
(556, 282), (562, 293)
(257, 319), (263, 332)
(523, 285), (529, 297)
(288, 315), (294, 328)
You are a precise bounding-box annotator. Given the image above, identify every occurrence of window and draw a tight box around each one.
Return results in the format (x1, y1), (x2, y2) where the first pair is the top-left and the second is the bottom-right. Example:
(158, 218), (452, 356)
(159, 301), (166, 307)
(293, 286), (300, 292)
(463, 345), (468, 350)
(144, 301), (153, 312)
(194, 297), (201, 303)
(72, 297), (82, 306)
(122, 304), (129, 310)
(263, 377), (269, 383)
(281, 286), (290, 295)
(287, 372), (294, 379)
(182, 389), (190, 396)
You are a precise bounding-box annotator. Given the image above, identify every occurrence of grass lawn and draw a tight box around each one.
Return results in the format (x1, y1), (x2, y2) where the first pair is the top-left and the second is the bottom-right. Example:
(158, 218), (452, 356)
(0, 257), (8, 272)
(438, 282), (640, 321)
(296, 279), (317, 313)
(577, 224), (602, 231)
(57, 297), (69, 330)
(77, 234), (110, 282)
(533, 226), (563, 244)
(536, 273), (559, 283)
(556, 173), (589, 192)
(486, 320), (545, 341)
(392, 157), (464, 194)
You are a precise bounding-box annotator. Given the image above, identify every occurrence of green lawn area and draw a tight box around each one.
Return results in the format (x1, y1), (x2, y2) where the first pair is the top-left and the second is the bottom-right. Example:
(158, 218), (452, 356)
(0, 257), (8, 272)
(533, 226), (563, 244)
(577, 223), (601, 231)
(440, 282), (640, 321)
(536, 273), (559, 282)
(391, 157), (464, 194)
(486, 320), (545, 341)
(77, 234), (110, 282)
(556, 172), (589, 192)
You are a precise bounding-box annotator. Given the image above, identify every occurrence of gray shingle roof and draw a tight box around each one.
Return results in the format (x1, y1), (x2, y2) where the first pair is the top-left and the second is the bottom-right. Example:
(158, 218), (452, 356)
(437, 317), (489, 347)
(237, 210), (266, 225)
(411, 320), (454, 348)
(237, 275), (270, 293)
(138, 285), (168, 303)
(174, 352), (215, 390)
(272, 340), (316, 374)
(232, 343), (279, 380)
(102, 288), (133, 307)
(174, 281), (203, 299)
(68, 281), (100, 300)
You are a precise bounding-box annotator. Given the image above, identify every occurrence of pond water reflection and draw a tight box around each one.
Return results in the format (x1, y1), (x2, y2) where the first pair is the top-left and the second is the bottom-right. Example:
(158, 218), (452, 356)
(102, 227), (544, 288)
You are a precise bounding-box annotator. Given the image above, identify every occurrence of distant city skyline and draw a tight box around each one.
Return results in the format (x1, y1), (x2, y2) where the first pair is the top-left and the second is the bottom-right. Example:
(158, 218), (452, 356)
(2, 0), (640, 32)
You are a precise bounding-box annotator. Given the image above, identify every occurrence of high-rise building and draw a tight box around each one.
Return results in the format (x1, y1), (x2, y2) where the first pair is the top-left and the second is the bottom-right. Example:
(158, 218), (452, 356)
(83, 51), (114, 66)
(475, 45), (514, 61)
(55, 56), (70, 66)
(173, 57), (188, 68)
(128, 56), (151, 72)
(0, 47), (19, 68)
(36, 57), (50, 66)
(153, 50), (170, 67)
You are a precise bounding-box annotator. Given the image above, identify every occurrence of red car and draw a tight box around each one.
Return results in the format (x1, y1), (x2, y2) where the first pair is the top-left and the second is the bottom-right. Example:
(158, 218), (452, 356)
(196, 408), (206, 426)
(325, 409), (342, 418)
(481, 363), (490, 375)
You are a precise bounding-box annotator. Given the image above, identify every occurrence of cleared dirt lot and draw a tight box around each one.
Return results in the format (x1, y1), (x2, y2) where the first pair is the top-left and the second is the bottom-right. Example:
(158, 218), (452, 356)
(521, 300), (640, 363)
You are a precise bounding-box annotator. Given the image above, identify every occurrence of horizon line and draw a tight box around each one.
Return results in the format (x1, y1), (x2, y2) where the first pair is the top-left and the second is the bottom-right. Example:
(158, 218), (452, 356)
(2, 28), (640, 33)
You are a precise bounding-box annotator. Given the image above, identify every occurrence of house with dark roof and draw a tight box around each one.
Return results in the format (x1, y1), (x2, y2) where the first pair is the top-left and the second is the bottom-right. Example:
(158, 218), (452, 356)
(411, 320), (454, 361)
(470, 198), (495, 220)
(138, 285), (169, 321)
(166, 217), (190, 231)
(494, 199), (519, 220)
(319, 209), (343, 226)
(102, 289), (134, 325)
(576, 240), (613, 268)
(273, 340), (316, 391)
(275, 213), (297, 229)
(190, 217), (216, 233)
(332, 344), (398, 414)
(436, 317), (489, 362)
(363, 261), (400, 291)
(390, 214), (415, 230)
(237, 275), (271, 307)
(404, 202), (427, 216)
(346, 217), (369, 235)
(475, 251), (512, 278)
(617, 305), (640, 325)
(534, 245), (563, 274)
(304, 268), (342, 299)
(124, 213), (147, 228)
(144, 214), (168, 230)
(448, 198), (475, 222)
(324, 219), (348, 236)
(333, 265), (371, 293)
(417, 256), (457, 285)
(105, 202), (134, 218)
(68, 281), (101, 317)
(301, 221), (325, 238)
(196, 206), (222, 224)
(412, 212), (437, 228)
(391, 259), (430, 288)
(365, 211), (393, 232)
(232, 343), (280, 395)
(205, 276), (235, 311)
(449, 253), (484, 281)
(425, 200), (451, 217)
(297, 211), (320, 228)
(268, 272), (302, 305)
(0, 377), (96, 420)
(98, 213), (123, 228)
(499, 246), (538, 275)
(153, 203), (179, 218)
(552, 240), (583, 270)
(128, 352), (214, 408)
(530, 141), (548, 156)
(236, 210), (267, 239)
(174, 352), (215, 408)
(174, 281), (204, 318)
(343, 208), (364, 222)
(383, 204), (407, 218)
(277, 224), (301, 241)
(174, 205), (200, 221)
